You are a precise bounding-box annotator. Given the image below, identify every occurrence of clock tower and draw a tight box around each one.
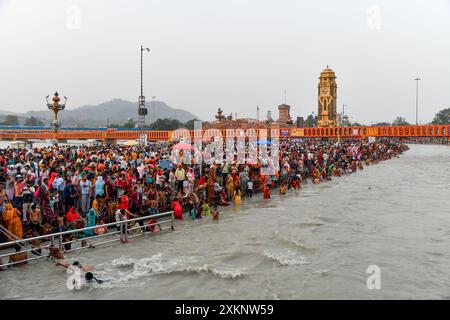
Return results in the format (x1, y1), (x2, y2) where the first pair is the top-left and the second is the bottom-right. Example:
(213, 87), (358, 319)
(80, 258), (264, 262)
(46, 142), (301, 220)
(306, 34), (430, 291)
(317, 66), (337, 127)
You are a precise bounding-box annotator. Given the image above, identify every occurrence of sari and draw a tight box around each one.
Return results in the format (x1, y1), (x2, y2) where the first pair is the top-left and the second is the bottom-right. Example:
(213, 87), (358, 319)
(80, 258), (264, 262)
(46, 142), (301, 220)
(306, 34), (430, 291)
(66, 206), (82, 229)
(3, 204), (23, 240)
(85, 208), (97, 237)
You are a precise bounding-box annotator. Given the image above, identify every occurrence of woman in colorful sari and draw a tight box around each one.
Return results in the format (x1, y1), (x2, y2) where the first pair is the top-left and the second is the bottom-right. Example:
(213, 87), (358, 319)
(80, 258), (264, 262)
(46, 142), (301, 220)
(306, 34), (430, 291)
(41, 200), (58, 225)
(3, 203), (23, 240)
(85, 207), (97, 237)
(66, 206), (84, 230)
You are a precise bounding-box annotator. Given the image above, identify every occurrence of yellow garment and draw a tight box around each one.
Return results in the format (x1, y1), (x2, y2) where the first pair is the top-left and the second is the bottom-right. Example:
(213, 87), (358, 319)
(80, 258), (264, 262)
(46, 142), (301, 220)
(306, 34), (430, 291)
(202, 203), (211, 217)
(4, 204), (23, 240)
(235, 194), (241, 205)
(92, 199), (99, 212)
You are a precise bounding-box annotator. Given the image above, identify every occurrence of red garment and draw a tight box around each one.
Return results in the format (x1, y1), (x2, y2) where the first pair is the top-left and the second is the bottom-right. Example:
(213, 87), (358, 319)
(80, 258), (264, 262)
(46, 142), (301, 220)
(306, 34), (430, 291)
(48, 172), (57, 190)
(66, 207), (82, 228)
(130, 191), (139, 209)
(120, 195), (129, 210)
(117, 179), (128, 192)
(198, 176), (206, 186)
(263, 187), (271, 199)
(172, 201), (183, 220)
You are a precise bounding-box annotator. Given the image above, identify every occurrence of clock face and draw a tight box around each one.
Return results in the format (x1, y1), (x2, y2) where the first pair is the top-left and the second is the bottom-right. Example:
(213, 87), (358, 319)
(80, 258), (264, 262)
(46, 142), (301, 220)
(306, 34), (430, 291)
(322, 88), (327, 95)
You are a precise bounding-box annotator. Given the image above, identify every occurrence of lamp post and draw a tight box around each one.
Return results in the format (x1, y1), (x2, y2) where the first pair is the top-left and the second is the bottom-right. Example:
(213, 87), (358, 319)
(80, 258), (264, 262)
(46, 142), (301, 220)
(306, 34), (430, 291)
(46, 92), (67, 142)
(414, 77), (420, 125)
(139, 45), (150, 145)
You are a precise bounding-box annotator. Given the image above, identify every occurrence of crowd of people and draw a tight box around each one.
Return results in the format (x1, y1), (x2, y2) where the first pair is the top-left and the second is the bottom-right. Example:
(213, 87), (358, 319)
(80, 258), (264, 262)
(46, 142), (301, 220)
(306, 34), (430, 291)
(0, 137), (408, 267)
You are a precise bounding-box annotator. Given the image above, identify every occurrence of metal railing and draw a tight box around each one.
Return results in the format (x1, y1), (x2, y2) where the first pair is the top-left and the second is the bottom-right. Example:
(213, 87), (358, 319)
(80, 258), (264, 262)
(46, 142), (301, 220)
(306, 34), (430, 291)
(0, 211), (174, 269)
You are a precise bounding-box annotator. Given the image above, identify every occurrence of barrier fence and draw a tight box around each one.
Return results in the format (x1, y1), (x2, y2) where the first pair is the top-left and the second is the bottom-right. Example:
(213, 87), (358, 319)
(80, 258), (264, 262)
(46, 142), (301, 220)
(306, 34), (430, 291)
(0, 211), (174, 269)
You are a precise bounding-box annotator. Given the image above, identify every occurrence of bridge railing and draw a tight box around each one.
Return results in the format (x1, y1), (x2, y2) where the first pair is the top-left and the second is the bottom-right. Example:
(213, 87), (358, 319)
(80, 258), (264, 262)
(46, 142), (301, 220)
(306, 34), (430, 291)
(0, 211), (174, 269)
(294, 125), (450, 138)
(1, 125), (449, 141)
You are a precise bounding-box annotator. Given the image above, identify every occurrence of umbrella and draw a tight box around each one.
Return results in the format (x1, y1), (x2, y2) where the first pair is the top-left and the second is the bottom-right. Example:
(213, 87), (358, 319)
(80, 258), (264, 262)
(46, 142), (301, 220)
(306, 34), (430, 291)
(172, 142), (194, 150)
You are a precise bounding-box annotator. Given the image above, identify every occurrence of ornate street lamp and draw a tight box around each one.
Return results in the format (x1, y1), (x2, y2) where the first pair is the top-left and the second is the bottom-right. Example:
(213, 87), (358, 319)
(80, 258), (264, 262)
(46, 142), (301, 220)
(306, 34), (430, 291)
(46, 91), (67, 140)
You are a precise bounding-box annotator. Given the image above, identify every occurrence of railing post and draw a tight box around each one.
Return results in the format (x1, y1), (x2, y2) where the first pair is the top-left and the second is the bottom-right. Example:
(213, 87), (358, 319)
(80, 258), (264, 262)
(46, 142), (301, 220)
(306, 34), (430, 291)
(171, 212), (174, 231)
(122, 221), (128, 243)
(58, 234), (63, 250)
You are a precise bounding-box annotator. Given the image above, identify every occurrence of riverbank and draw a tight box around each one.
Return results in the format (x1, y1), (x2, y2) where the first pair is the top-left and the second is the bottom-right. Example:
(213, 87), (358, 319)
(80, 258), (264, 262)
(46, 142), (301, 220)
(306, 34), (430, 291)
(6, 145), (450, 300)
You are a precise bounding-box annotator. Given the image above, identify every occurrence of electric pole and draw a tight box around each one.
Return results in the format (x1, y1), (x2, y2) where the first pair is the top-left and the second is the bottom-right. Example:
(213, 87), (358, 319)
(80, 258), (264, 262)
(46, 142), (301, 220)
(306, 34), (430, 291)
(414, 77), (420, 125)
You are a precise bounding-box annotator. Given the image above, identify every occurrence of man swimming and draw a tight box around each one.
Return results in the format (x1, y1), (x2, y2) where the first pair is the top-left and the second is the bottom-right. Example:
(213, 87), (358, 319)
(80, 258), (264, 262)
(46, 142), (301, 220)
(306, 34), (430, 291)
(85, 272), (107, 284)
(56, 260), (93, 272)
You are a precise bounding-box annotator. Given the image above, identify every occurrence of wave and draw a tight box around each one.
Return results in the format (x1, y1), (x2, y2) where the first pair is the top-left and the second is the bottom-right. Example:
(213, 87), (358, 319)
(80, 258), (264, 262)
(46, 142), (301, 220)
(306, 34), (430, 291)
(97, 253), (245, 285)
(180, 264), (245, 279)
(273, 233), (316, 252)
(263, 249), (310, 266)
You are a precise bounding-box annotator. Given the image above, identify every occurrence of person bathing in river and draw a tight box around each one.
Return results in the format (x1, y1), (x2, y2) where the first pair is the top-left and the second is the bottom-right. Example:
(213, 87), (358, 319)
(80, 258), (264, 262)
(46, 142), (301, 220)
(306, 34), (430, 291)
(172, 198), (183, 220)
(263, 185), (271, 199)
(212, 205), (219, 221)
(279, 182), (287, 195)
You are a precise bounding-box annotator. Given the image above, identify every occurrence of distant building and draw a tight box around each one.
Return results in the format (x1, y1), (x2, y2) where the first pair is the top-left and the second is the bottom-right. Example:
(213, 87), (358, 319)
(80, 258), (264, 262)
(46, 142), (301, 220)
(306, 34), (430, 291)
(204, 108), (267, 130)
(317, 66), (338, 127)
(277, 104), (293, 127)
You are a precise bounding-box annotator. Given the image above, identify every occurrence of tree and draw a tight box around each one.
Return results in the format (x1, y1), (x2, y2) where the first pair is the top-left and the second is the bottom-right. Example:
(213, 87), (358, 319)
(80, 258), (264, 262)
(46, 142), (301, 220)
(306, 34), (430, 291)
(373, 122), (391, 126)
(24, 116), (44, 126)
(432, 107), (450, 125)
(341, 115), (351, 126)
(123, 118), (137, 128)
(1, 115), (19, 125)
(150, 118), (184, 130)
(184, 119), (199, 130)
(392, 117), (409, 126)
(305, 113), (318, 127)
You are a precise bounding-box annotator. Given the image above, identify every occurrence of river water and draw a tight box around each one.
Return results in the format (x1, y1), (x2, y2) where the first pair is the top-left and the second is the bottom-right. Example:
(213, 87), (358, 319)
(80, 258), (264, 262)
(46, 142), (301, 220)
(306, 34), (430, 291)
(1, 144), (450, 300)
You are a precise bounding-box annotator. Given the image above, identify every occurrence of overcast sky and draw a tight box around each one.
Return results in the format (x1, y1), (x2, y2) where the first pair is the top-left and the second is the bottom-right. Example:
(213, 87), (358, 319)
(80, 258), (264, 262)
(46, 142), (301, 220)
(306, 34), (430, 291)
(0, 0), (449, 124)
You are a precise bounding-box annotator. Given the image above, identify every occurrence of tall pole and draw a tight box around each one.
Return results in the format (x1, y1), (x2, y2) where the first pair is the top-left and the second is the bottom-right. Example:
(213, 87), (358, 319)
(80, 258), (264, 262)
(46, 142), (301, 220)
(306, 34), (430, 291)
(152, 96), (156, 125)
(141, 45), (143, 97)
(414, 77), (420, 125)
(139, 45), (150, 145)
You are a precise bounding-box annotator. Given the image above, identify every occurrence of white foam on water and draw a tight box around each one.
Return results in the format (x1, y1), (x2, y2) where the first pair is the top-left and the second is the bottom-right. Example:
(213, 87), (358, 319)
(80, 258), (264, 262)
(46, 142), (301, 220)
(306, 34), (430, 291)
(93, 253), (245, 288)
(273, 233), (316, 252)
(263, 249), (310, 266)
